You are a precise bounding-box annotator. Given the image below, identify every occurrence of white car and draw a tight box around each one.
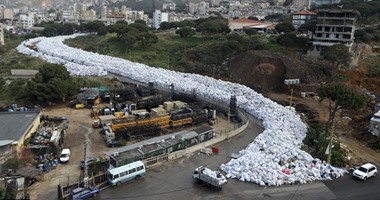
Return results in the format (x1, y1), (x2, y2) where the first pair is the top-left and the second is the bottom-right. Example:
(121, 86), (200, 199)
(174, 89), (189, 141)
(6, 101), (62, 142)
(59, 148), (71, 163)
(353, 163), (377, 181)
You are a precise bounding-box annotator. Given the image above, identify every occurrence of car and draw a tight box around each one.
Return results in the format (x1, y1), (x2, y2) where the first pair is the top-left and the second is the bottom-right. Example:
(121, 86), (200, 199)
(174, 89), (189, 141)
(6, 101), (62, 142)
(70, 187), (99, 200)
(80, 157), (100, 169)
(59, 148), (71, 163)
(353, 163), (377, 181)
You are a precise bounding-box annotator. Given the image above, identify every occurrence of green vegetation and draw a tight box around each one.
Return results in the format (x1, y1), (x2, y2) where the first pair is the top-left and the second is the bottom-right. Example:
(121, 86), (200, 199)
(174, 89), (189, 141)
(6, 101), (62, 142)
(0, 34), (45, 75)
(354, 27), (380, 43)
(321, 44), (352, 68)
(317, 83), (367, 163)
(26, 64), (79, 103)
(339, 0), (380, 24)
(303, 124), (347, 167)
(2, 158), (23, 171)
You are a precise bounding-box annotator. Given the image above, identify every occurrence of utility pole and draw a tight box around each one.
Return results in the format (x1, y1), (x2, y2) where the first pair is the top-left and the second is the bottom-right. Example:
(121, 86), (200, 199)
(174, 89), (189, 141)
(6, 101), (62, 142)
(83, 141), (89, 188)
(327, 120), (335, 164)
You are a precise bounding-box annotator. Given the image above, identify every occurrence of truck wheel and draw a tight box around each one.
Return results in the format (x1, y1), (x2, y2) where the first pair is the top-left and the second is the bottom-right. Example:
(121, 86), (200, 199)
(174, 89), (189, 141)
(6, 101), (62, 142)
(116, 181), (121, 186)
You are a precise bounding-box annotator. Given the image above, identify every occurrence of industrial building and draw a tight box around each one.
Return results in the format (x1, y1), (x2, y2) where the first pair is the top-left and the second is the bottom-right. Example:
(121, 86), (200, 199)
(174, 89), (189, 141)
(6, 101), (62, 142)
(104, 126), (214, 168)
(0, 112), (40, 163)
(307, 9), (359, 57)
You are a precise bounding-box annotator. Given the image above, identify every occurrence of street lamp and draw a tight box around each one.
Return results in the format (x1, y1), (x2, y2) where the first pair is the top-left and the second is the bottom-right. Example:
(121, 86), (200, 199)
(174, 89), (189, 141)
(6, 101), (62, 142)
(284, 79), (300, 108)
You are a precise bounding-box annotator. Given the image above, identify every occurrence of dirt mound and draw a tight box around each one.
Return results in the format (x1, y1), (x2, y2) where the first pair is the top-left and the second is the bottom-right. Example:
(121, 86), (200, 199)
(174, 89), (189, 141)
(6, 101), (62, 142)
(227, 50), (334, 93)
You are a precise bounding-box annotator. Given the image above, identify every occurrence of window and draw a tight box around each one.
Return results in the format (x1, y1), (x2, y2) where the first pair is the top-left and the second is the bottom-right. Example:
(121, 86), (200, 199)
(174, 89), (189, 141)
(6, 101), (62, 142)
(113, 174), (119, 179)
(129, 168), (136, 174)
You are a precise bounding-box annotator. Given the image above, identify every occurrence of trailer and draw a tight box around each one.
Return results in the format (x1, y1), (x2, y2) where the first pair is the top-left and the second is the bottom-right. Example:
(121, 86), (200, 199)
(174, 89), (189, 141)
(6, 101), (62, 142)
(192, 165), (227, 190)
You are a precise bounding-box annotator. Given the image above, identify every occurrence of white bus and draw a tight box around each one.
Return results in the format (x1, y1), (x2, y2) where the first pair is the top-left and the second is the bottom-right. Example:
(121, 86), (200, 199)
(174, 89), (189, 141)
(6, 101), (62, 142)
(107, 161), (146, 186)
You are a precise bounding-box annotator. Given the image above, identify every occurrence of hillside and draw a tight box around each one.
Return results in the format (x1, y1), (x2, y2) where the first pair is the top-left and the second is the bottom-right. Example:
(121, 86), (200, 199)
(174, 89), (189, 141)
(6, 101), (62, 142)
(226, 47), (380, 166)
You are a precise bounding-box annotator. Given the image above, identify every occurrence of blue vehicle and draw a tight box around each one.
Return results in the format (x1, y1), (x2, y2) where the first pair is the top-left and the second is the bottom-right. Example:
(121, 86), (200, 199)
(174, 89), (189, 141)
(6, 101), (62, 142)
(70, 187), (99, 200)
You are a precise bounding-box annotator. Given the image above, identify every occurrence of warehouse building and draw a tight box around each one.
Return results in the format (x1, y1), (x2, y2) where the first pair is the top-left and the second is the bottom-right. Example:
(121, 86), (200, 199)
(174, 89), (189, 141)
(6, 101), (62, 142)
(0, 112), (40, 163)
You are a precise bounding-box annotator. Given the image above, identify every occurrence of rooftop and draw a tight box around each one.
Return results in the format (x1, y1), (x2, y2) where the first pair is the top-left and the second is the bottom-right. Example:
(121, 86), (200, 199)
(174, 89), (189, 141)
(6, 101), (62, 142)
(10, 69), (38, 76)
(293, 10), (316, 15)
(0, 112), (40, 142)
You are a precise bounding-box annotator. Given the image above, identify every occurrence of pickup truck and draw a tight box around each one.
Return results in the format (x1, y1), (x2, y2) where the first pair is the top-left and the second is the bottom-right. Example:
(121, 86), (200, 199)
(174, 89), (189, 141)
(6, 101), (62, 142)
(192, 165), (227, 190)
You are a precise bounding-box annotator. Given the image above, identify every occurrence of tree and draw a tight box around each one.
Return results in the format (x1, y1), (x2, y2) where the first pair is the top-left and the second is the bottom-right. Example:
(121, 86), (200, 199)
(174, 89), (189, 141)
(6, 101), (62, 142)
(134, 19), (146, 25)
(140, 32), (158, 46)
(158, 22), (173, 30)
(97, 26), (108, 36)
(317, 83), (366, 163)
(85, 21), (105, 33)
(244, 28), (257, 37)
(176, 27), (196, 38)
(265, 13), (284, 21)
(121, 32), (138, 48)
(176, 20), (196, 28)
(248, 16), (259, 21)
(0, 187), (5, 199)
(275, 22), (295, 33)
(129, 22), (149, 32)
(299, 20), (317, 33)
(108, 22), (128, 38)
(277, 33), (297, 47)
(321, 44), (352, 68)
(27, 64), (78, 103)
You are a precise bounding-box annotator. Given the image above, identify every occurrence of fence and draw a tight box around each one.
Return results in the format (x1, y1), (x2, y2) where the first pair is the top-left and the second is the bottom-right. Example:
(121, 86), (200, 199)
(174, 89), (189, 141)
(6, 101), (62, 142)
(58, 172), (107, 199)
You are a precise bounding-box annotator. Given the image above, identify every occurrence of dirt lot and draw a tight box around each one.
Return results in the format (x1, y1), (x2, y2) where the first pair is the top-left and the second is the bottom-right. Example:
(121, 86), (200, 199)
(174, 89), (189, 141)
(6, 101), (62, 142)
(27, 102), (232, 200)
(28, 103), (110, 200)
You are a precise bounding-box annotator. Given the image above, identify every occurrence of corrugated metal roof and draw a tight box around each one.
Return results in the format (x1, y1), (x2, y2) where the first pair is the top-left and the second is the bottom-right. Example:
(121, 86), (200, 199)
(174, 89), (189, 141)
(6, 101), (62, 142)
(0, 112), (40, 142)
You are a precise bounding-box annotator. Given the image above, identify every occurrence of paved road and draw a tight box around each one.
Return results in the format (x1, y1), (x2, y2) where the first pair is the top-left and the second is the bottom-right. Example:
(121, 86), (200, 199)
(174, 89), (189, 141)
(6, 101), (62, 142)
(96, 113), (380, 200)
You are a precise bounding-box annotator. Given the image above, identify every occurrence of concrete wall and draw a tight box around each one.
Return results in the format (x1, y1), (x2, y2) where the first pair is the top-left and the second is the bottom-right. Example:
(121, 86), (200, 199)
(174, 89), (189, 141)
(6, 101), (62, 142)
(14, 112), (41, 157)
(169, 115), (249, 160)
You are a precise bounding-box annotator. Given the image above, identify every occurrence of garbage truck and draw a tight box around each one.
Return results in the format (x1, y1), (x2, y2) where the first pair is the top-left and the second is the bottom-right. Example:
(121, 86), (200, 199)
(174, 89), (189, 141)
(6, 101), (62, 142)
(192, 165), (227, 190)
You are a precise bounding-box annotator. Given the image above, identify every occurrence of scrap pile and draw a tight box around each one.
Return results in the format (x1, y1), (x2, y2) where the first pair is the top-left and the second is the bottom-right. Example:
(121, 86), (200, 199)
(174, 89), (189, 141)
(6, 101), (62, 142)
(17, 35), (346, 186)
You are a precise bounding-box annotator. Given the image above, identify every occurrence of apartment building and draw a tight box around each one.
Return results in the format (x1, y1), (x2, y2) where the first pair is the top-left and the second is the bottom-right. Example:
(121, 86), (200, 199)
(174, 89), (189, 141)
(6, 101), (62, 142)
(292, 10), (316, 29)
(307, 9), (359, 56)
(0, 23), (4, 45)
(153, 9), (168, 29)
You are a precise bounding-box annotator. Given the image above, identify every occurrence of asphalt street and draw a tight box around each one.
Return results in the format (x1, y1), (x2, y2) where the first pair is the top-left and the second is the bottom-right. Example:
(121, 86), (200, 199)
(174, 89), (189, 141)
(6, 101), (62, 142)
(96, 114), (380, 200)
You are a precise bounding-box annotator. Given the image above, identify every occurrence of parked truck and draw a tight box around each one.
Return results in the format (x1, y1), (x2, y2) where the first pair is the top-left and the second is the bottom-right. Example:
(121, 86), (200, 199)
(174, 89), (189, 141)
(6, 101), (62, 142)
(192, 165), (227, 190)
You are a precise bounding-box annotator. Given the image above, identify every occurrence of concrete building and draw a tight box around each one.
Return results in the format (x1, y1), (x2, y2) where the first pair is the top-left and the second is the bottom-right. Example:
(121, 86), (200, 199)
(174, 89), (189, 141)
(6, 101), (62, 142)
(0, 23), (4, 45)
(188, 1), (209, 15)
(307, 9), (359, 56)
(19, 14), (34, 30)
(3, 8), (13, 20)
(153, 9), (168, 29)
(10, 69), (39, 79)
(162, 1), (176, 11)
(292, 10), (316, 29)
(0, 112), (40, 163)
(314, 0), (341, 7)
(292, 0), (311, 9)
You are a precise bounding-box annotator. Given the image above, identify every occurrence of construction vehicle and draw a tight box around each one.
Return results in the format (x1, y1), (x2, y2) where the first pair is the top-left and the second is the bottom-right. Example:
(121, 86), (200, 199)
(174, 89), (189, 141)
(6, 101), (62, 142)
(92, 120), (100, 129)
(75, 103), (85, 109)
(192, 165), (227, 190)
(100, 126), (116, 147)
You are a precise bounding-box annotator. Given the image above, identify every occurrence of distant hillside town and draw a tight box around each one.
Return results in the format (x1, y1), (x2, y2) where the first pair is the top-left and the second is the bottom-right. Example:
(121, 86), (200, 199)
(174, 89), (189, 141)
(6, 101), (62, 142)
(0, 0), (342, 32)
